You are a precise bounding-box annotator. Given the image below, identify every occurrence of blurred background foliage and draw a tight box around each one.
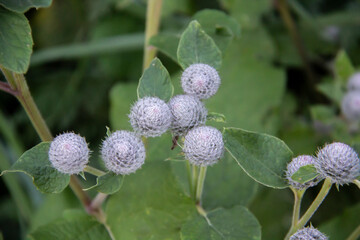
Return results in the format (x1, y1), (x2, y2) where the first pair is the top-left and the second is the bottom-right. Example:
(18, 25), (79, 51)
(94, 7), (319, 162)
(1, 0), (360, 239)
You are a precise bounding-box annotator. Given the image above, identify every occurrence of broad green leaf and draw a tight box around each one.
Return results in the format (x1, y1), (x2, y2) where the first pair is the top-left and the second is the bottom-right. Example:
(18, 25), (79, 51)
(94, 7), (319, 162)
(223, 128), (293, 188)
(193, 9), (240, 52)
(1, 142), (70, 193)
(0, 0), (52, 13)
(105, 161), (196, 240)
(149, 33), (180, 63)
(180, 205), (261, 240)
(28, 211), (112, 240)
(335, 50), (355, 84)
(0, 7), (33, 73)
(319, 203), (360, 240)
(84, 172), (123, 194)
(206, 112), (226, 123)
(291, 165), (319, 184)
(109, 82), (137, 130)
(177, 20), (222, 70)
(137, 58), (174, 101)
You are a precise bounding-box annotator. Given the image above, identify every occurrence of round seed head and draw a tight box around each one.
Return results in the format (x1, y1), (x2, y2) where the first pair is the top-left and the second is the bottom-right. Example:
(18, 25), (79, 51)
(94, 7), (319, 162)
(290, 226), (328, 240)
(183, 126), (224, 166)
(48, 132), (90, 174)
(168, 94), (207, 136)
(315, 142), (360, 185)
(181, 63), (221, 99)
(286, 155), (318, 189)
(101, 131), (145, 175)
(347, 72), (360, 91)
(341, 91), (360, 121)
(129, 97), (172, 137)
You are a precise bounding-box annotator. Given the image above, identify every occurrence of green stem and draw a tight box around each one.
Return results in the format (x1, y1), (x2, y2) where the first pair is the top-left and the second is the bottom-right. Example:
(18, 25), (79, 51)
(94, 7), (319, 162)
(288, 178), (332, 238)
(84, 166), (106, 177)
(285, 188), (305, 239)
(143, 0), (163, 70)
(186, 161), (193, 196)
(346, 224), (360, 240)
(192, 164), (199, 200)
(31, 34), (144, 66)
(195, 166), (207, 205)
(353, 179), (360, 189)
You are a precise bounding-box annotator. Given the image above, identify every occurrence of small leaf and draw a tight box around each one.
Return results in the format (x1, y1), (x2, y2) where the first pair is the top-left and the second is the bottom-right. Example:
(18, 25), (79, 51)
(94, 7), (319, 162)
(137, 58), (174, 101)
(207, 112), (226, 123)
(149, 33), (180, 63)
(28, 210), (112, 240)
(223, 127), (293, 188)
(334, 50), (355, 84)
(1, 142), (70, 193)
(84, 172), (123, 194)
(291, 165), (319, 184)
(0, 7), (33, 73)
(317, 79), (344, 105)
(180, 205), (261, 240)
(177, 20), (222, 70)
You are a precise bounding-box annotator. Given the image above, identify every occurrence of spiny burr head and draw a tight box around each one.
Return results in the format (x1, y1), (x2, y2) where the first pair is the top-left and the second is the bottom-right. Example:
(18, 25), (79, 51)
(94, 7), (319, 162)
(290, 226), (328, 240)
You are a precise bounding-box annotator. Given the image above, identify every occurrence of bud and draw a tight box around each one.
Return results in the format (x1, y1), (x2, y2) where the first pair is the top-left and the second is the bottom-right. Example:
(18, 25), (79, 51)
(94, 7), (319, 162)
(347, 72), (360, 91)
(286, 155), (318, 189)
(181, 63), (221, 99)
(129, 97), (172, 137)
(341, 91), (360, 121)
(315, 142), (360, 185)
(168, 94), (207, 136)
(183, 126), (224, 166)
(290, 226), (328, 240)
(101, 131), (145, 175)
(48, 132), (90, 174)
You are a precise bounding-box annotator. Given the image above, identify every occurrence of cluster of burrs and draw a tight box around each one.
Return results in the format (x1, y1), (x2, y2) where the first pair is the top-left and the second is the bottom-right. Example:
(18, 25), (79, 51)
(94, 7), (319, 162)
(341, 72), (360, 122)
(286, 142), (360, 189)
(48, 63), (225, 175)
(290, 226), (328, 240)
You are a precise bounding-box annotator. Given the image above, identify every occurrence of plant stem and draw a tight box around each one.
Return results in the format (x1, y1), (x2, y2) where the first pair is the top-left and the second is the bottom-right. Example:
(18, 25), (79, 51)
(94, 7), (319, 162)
(346, 224), (360, 240)
(192, 164), (199, 200)
(90, 193), (108, 210)
(143, 0), (163, 70)
(185, 161), (193, 195)
(84, 166), (106, 177)
(285, 188), (305, 239)
(196, 166), (207, 205)
(276, 0), (316, 90)
(287, 178), (332, 238)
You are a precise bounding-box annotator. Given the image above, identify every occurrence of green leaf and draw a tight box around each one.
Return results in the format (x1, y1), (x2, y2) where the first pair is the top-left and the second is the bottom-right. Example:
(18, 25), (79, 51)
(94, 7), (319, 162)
(223, 127), (293, 188)
(0, 0), (52, 13)
(28, 210), (112, 240)
(177, 20), (222, 70)
(149, 33), (180, 63)
(0, 7), (33, 73)
(105, 161), (196, 240)
(317, 79), (344, 105)
(193, 9), (240, 52)
(180, 205), (261, 240)
(319, 203), (360, 240)
(1, 142), (70, 193)
(291, 165), (319, 184)
(137, 58), (174, 101)
(84, 172), (123, 194)
(334, 50), (355, 84)
(206, 112), (226, 123)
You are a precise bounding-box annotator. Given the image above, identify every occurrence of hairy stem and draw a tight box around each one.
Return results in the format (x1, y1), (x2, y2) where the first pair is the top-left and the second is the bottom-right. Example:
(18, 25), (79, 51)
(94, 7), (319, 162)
(276, 0), (316, 89)
(192, 164), (199, 200)
(196, 166), (207, 205)
(143, 0), (163, 70)
(285, 188), (305, 239)
(186, 160), (193, 196)
(287, 178), (332, 238)
(91, 193), (108, 210)
(346, 224), (360, 240)
(84, 166), (106, 177)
